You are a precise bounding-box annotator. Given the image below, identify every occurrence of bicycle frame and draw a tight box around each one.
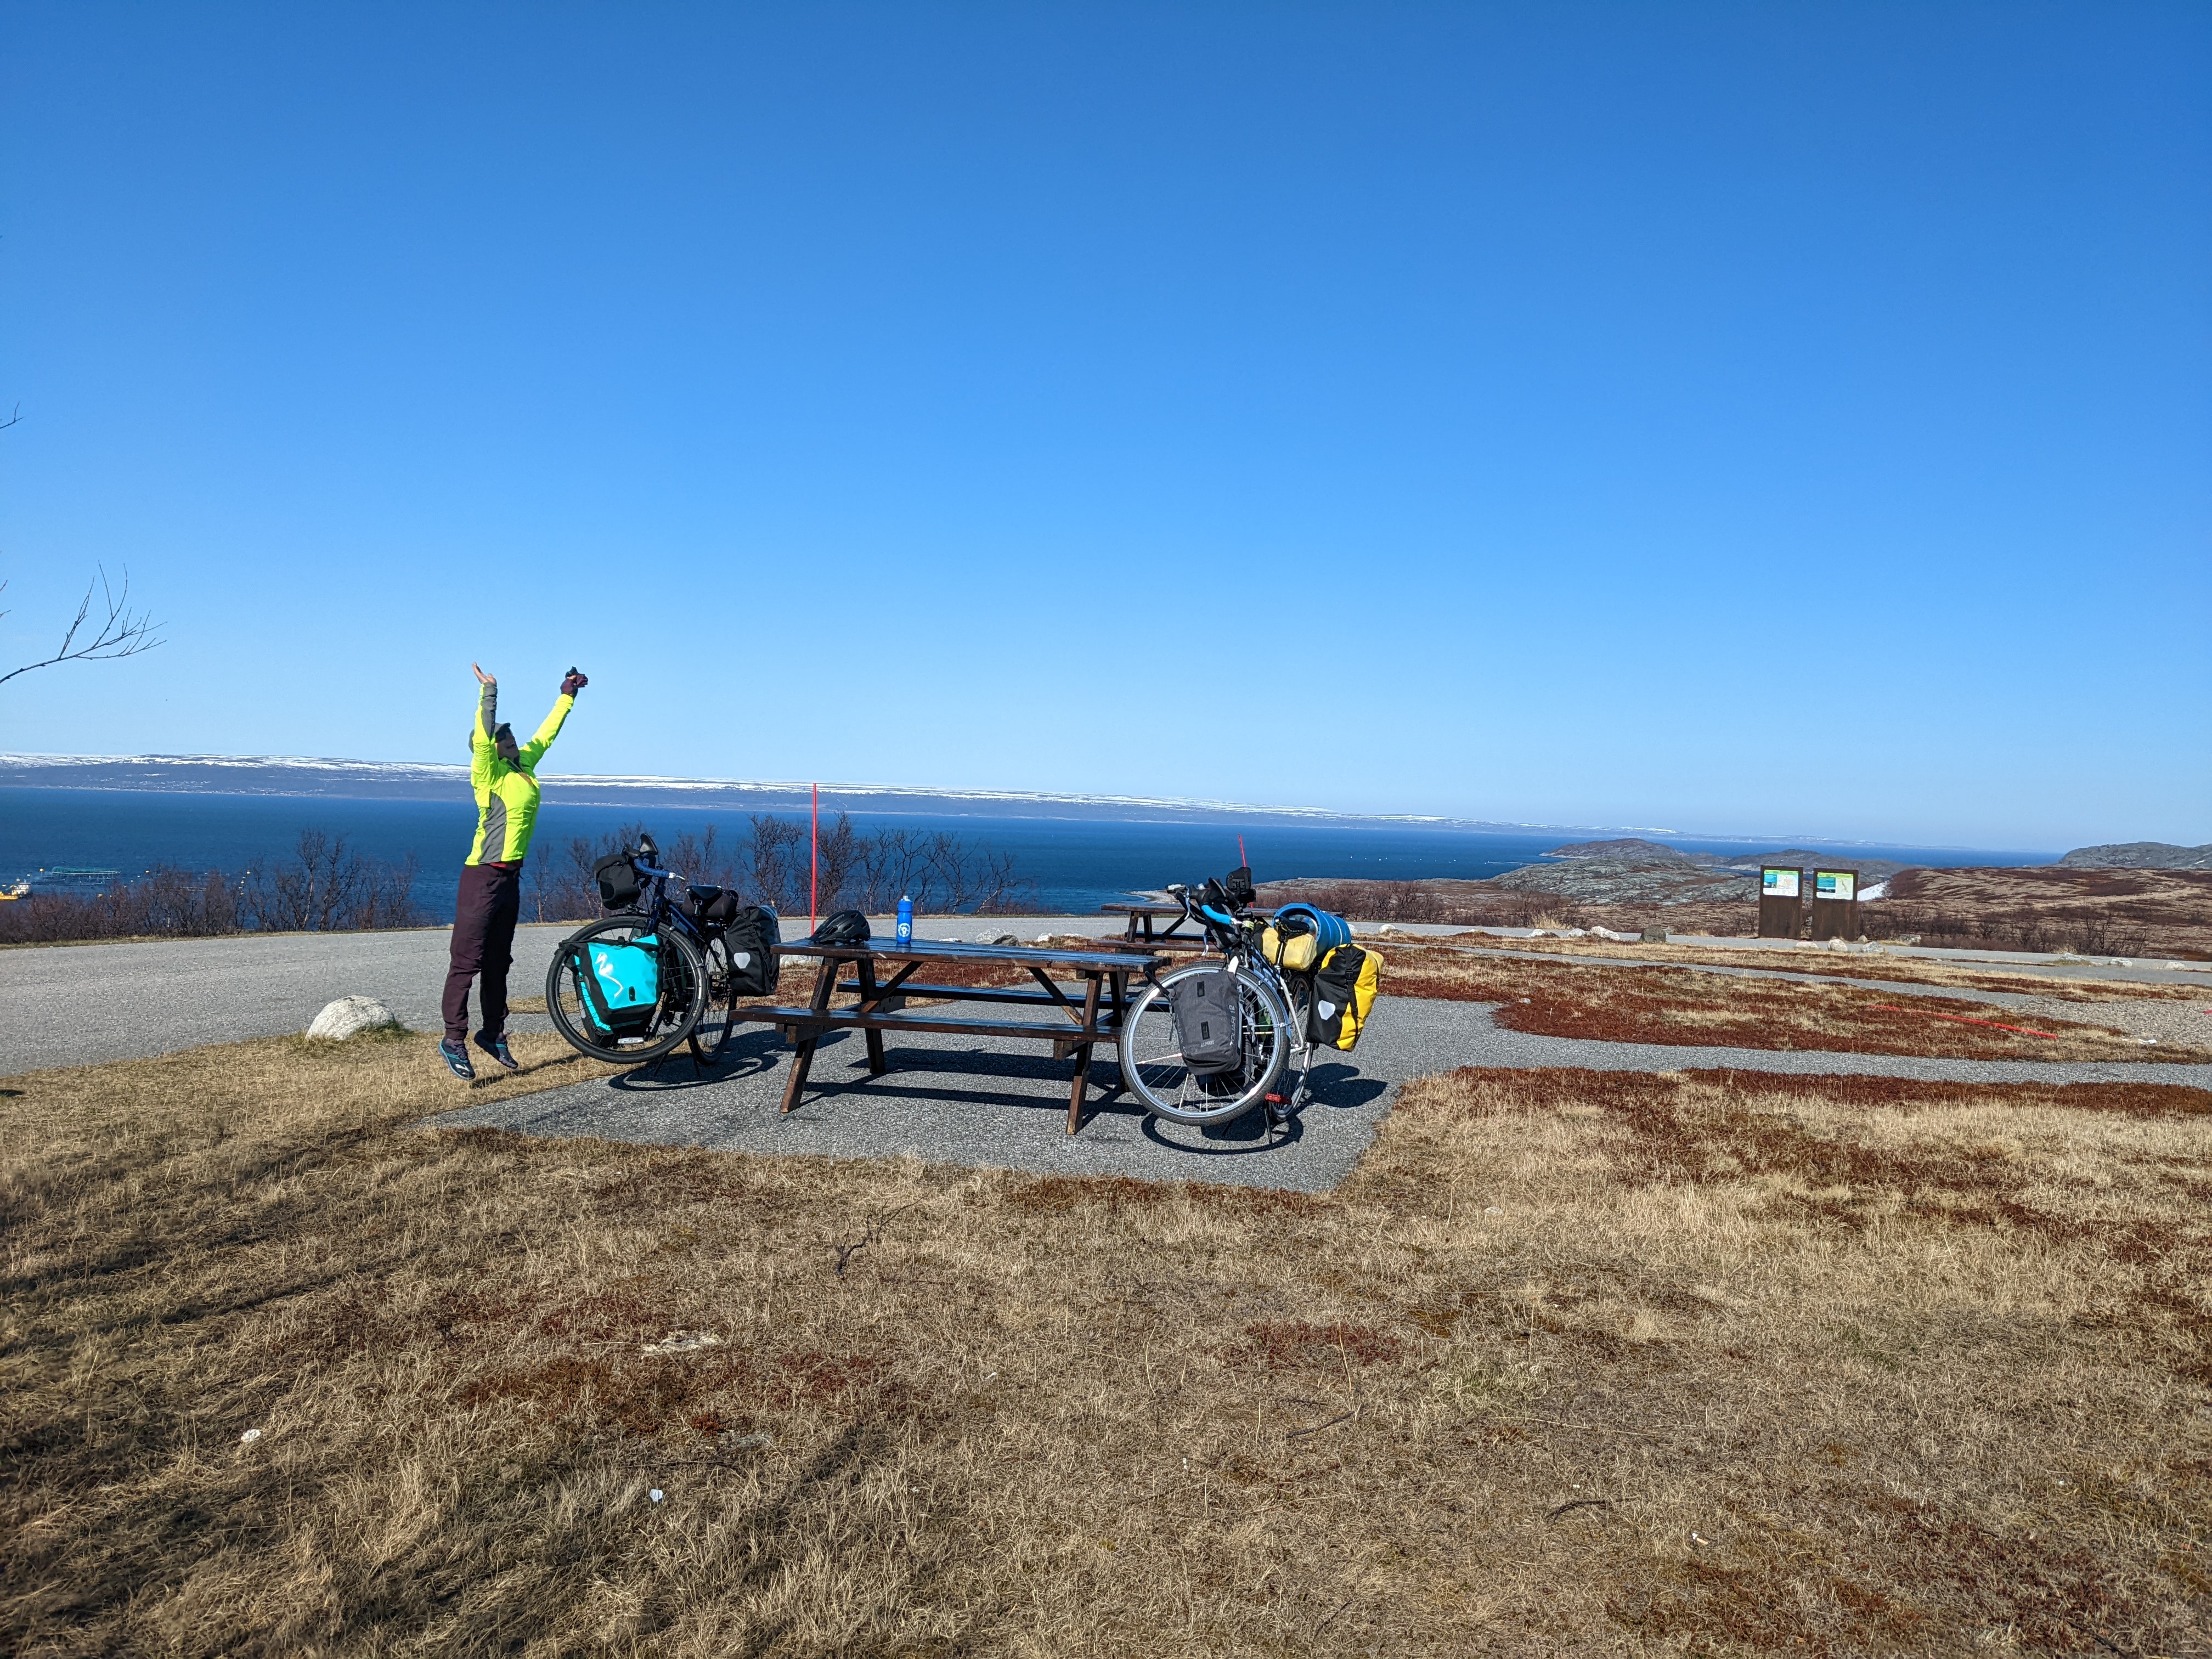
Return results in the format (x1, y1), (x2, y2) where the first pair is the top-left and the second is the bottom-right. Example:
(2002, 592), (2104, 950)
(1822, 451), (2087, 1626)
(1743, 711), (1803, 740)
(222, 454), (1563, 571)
(1161, 882), (1314, 1104)
(627, 857), (715, 956)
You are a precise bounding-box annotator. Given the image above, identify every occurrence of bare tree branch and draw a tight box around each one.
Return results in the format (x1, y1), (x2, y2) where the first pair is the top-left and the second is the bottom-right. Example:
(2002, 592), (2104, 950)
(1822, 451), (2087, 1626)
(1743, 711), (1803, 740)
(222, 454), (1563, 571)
(0, 566), (165, 689)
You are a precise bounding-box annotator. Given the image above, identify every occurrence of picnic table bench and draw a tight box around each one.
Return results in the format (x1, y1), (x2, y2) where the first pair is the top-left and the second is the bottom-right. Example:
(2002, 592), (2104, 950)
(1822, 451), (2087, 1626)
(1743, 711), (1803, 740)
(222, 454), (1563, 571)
(737, 936), (1169, 1135)
(1101, 900), (1274, 946)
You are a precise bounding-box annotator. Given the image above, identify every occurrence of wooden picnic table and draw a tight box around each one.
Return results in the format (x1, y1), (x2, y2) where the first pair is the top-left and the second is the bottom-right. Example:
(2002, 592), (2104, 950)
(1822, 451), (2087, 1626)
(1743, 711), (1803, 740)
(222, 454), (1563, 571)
(1101, 900), (1274, 945)
(738, 936), (1169, 1135)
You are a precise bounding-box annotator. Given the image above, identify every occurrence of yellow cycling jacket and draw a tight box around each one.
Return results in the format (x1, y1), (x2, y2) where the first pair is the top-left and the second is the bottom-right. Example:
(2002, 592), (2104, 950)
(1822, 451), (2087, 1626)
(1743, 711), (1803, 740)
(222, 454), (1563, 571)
(467, 682), (573, 865)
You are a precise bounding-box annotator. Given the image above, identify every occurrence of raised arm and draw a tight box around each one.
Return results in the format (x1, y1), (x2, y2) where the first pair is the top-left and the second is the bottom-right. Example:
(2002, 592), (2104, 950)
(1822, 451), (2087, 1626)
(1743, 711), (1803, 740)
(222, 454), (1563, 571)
(471, 665), (499, 782)
(517, 667), (585, 769)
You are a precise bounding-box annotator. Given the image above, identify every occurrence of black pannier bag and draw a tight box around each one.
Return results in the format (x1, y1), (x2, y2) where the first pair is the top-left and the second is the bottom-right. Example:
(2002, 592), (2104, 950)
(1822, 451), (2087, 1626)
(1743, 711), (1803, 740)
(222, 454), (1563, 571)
(1310, 943), (1381, 1052)
(723, 905), (782, 997)
(1171, 969), (1243, 1074)
(594, 852), (642, 911)
(687, 884), (739, 923)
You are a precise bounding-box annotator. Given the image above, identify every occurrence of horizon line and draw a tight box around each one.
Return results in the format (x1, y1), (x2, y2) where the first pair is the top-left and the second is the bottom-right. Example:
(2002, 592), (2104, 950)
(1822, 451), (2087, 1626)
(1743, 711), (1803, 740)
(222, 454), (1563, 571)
(0, 750), (2062, 855)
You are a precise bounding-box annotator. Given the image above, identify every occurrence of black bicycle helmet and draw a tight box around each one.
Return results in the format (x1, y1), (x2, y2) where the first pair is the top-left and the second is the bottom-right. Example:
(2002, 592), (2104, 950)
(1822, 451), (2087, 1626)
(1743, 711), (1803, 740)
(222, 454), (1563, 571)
(810, 909), (871, 946)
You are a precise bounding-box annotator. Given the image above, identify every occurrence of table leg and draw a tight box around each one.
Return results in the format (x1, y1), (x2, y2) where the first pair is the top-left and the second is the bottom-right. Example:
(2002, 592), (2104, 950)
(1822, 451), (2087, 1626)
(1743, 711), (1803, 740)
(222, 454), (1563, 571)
(856, 956), (889, 1076)
(1066, 972), (1104, 1136)
(780, 951), (840, 1114)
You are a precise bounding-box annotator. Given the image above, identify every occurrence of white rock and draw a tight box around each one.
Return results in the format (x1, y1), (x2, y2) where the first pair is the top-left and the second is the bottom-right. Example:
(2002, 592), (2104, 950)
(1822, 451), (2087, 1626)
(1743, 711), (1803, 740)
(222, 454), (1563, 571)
(306, 996), (399, 1041)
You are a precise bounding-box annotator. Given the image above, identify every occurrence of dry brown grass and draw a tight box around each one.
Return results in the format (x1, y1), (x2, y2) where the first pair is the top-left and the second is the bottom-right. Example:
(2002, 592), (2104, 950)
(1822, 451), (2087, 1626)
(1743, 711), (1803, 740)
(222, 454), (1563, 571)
(4, 1037), (2210, 1655)
(1376, 943), (2203, 1062)
(1445, 933), (2210, 1002)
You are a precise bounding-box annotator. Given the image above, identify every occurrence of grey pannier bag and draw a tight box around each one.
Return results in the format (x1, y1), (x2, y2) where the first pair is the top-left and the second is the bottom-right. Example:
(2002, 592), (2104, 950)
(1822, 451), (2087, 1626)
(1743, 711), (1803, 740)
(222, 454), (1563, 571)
(1171, 969), (1243, 1075)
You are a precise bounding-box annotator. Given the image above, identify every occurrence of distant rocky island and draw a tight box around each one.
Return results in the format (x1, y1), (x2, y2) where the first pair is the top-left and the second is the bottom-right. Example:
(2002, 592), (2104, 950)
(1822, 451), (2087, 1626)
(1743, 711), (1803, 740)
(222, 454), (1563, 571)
(1260, 834), (2212, 958)
(2055, 842), (2212, 871)
(1481, 839), (1910, 908)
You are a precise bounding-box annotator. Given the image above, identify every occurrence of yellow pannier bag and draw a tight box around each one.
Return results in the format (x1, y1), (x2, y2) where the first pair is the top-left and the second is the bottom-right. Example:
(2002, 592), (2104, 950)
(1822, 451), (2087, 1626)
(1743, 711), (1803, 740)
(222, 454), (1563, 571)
(1310, 944), (1381, 1052)
(1260, 921), (1322, 974)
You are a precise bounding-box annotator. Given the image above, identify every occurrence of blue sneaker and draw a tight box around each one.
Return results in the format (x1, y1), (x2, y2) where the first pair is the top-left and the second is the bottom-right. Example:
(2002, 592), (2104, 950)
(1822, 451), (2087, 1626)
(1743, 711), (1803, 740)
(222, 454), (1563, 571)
(438, 1038), (476, 1080)
(474, 1031), (519, 1072)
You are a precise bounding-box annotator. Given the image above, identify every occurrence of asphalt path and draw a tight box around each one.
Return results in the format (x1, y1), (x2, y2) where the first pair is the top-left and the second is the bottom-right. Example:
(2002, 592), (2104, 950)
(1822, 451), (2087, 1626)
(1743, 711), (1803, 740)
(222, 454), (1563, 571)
(0, 917), (1135, 1075)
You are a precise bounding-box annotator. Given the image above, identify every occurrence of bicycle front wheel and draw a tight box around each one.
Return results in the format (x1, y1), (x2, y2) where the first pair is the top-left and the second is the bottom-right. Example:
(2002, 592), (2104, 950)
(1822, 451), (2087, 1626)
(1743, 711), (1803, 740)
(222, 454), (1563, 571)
(1117, 962), (1290, 1126)
(546, 917), (710, 1063)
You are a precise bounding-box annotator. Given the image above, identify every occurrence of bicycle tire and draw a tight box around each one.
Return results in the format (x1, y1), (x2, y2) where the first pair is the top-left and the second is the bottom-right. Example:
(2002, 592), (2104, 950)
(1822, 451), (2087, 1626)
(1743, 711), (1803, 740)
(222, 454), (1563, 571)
(546, 916), (710, 1064)
(1117, 961), (1290, 1126)
(689, 932), (743, 1062)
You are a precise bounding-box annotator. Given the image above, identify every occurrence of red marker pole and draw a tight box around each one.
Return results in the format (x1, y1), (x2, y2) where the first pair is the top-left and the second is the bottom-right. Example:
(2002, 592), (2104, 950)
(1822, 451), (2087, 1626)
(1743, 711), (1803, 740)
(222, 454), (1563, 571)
(810, 783), (819, 926)
(1237, 833), (1248, 867)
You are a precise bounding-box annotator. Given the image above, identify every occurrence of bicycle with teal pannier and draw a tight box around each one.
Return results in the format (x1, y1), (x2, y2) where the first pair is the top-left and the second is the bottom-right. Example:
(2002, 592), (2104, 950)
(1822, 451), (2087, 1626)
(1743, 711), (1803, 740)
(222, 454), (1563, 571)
(545, 832), (782, 1065)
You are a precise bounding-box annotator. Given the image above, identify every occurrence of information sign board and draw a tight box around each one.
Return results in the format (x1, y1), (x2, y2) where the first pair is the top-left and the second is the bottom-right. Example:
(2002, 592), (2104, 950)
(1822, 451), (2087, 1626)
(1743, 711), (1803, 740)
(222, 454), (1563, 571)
(1808, 868), (1861, 940)
(1757, 865), (1804, 938)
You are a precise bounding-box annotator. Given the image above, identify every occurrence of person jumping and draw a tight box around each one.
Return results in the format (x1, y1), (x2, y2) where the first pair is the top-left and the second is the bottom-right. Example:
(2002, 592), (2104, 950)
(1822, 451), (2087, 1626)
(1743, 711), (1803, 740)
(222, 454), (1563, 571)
(440, 662), (586, 1079)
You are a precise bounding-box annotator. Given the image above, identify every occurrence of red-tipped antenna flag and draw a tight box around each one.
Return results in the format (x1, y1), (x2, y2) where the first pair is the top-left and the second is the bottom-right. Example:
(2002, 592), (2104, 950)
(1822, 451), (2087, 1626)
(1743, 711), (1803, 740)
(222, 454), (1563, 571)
(810, 783), (819, 926)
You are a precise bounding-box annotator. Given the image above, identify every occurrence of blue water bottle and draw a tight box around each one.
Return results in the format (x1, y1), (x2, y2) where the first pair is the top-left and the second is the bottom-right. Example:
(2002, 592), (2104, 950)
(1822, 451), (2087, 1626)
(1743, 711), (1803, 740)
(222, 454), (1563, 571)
(895, 893), (913, 946)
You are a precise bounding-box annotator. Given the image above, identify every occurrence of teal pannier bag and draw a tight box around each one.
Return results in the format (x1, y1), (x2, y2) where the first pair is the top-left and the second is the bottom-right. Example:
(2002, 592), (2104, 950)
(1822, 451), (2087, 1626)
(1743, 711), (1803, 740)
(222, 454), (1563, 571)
(579, 934), (661, 1035)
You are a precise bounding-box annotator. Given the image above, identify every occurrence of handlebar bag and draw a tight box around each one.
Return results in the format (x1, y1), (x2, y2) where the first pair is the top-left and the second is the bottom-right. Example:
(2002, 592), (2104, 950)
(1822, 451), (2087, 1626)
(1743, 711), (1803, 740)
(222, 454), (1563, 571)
(1309, 944), (1381, 1052)
(723, 905), (782, 997)
(594, 853), (642, 911)
(1171, 968), (1244, 1075)
(578, 934), (661, 1034)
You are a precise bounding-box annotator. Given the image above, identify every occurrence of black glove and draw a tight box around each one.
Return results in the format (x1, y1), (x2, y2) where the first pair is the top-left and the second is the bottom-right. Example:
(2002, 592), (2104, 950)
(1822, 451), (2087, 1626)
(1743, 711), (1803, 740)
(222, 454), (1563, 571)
(560, 668), (588, 697)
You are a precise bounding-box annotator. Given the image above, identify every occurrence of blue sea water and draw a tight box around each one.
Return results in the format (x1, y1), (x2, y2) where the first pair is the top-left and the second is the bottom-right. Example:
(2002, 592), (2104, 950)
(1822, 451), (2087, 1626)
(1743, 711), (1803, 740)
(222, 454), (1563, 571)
(0, 786), (2056, 920)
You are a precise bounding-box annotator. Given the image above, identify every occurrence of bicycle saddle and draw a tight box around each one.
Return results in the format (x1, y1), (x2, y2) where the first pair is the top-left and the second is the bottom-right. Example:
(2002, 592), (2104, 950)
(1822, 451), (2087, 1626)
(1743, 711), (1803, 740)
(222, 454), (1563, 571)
(687, 884), (724, 906)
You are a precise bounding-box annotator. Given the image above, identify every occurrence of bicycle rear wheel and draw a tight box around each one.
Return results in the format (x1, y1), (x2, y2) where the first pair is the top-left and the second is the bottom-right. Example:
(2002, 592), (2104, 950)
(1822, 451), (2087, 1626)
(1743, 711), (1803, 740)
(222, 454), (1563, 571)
(546, 917), (709, 1063)
(1117, 962), (1290, 1126)
(689, 932), (744, 1062)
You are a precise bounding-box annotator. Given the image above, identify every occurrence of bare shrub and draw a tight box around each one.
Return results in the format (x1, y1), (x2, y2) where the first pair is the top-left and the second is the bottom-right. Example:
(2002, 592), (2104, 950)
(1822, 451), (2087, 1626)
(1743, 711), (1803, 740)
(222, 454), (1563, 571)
(0, 866), (246, 944)
(0, 832), (422, 944)
(1256, 879), (1583, 929)
(1865, 901), (2148, 957)
(526, 813), (1035, 924)
(241, 831), (421, 933)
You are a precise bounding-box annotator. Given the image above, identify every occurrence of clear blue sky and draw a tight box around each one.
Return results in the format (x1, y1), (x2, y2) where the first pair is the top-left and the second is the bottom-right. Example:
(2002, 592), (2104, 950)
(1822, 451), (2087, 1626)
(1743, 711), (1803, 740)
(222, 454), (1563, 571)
(2, 3), (2205, 849)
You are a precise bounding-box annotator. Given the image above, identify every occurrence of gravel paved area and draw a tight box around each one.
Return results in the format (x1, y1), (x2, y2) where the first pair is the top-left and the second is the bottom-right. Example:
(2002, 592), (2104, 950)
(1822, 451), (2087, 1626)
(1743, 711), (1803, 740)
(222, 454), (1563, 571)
(431, 995), (1484, 1193)
(433, 997), (2212, 1192)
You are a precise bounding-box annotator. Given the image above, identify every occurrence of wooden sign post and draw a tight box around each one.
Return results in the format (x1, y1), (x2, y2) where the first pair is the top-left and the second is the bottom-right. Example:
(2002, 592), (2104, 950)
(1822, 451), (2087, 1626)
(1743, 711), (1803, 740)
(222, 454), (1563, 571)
(1758, 867), (1804, 939)
(1809, 870), (1860, 941)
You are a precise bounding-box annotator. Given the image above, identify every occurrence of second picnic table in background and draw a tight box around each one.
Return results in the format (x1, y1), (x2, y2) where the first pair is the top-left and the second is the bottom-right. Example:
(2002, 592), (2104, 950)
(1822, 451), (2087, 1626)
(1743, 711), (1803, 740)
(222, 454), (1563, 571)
(1100, 900), (1273, 947)
(737, 936), (1169, 1133)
